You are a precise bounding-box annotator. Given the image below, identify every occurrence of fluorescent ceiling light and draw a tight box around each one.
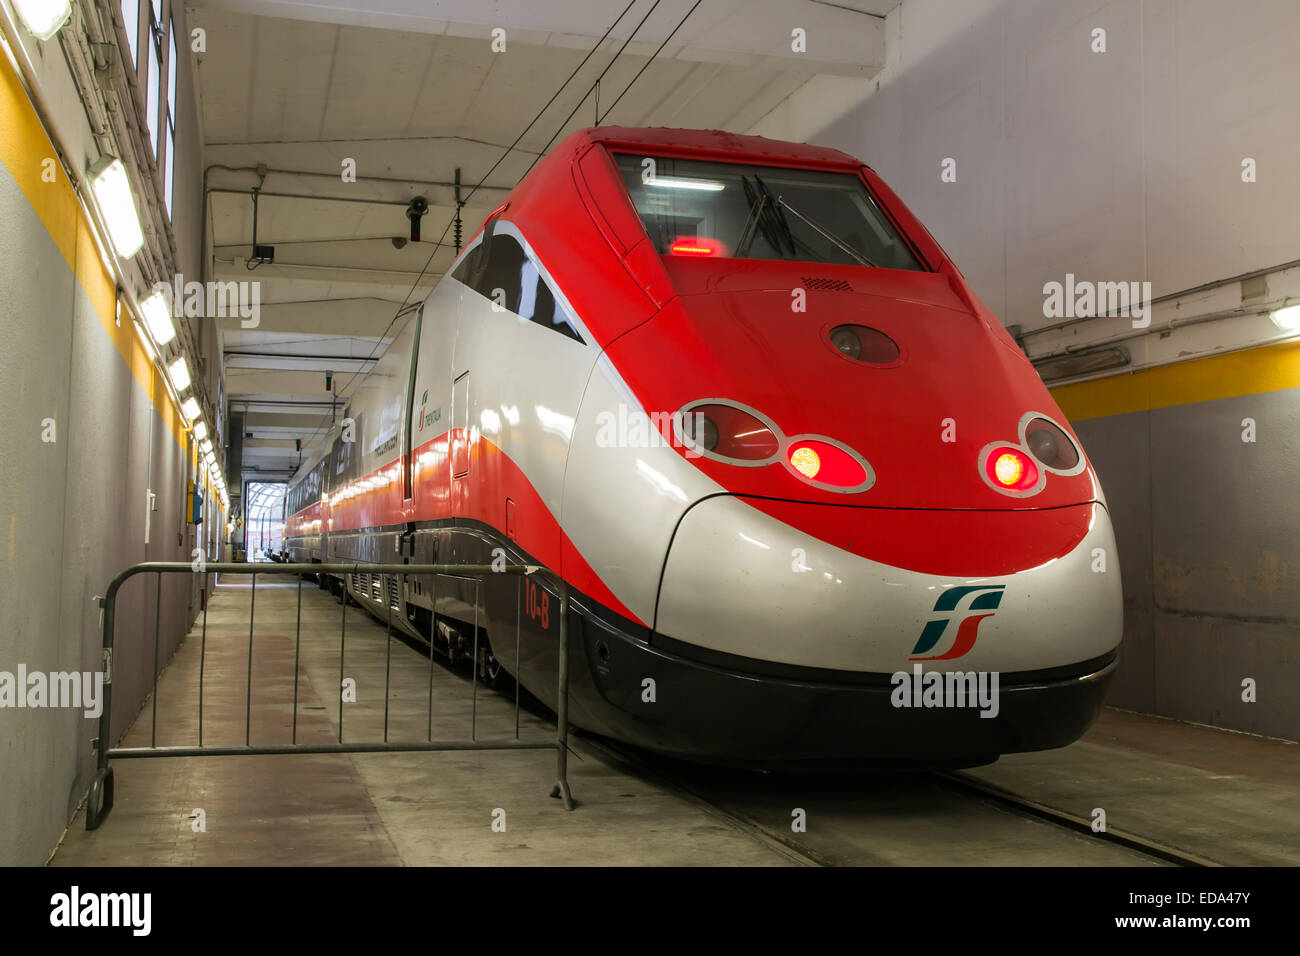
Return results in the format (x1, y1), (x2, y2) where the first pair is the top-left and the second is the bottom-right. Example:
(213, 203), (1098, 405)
(180, 396), (201, 420)
(200, 439), (213, 455)
(87, 157), (145, 258)
(647, 175), (725, 192)
(1269, 303), (1300, 331)
(193, 421), (208, 441)
(168, 357), (191, 392)
(139, 291), (176, 346)
(13, 0), (71, 41)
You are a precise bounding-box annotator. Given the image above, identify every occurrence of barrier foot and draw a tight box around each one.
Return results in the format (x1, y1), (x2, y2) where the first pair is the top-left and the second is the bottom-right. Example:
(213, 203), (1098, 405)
(85, 766), (114, 831)
(551, 780), (575, 811)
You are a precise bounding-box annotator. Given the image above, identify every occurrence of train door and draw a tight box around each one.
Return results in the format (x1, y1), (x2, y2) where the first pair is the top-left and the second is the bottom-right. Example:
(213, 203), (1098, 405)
(402, 305), (425, 502)
(450, 371), (470, 479)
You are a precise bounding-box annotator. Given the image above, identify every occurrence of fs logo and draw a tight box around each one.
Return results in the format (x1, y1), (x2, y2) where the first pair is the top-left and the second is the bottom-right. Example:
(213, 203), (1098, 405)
(909, 585), (1005, 661)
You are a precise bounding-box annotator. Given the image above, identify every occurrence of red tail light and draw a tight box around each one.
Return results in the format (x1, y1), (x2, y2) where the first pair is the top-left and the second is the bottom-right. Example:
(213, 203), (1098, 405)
(670, 237), (722, 257)
(985, 446), (1039, 492)
(675, 400), (876, 494)
(787, 440), (867, 488)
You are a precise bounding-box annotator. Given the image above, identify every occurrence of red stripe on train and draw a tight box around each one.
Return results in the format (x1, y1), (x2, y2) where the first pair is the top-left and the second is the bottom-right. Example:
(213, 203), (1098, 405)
(285, 429), (645, 627)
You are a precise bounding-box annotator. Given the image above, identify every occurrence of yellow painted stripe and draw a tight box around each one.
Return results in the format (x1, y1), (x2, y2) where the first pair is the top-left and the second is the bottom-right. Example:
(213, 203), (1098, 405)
(1051, 339), (1300, 421)
(0, 49), (187, 450)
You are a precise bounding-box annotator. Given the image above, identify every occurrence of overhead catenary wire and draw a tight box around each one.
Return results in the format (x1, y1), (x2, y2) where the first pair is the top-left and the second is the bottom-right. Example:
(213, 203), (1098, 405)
(595, 0), (705, 125)
(295, 0), (642, 451)
(512, 0), (667, 186)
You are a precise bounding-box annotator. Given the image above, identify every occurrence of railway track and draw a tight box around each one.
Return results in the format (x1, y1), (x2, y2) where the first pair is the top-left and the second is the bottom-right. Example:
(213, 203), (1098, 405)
(581, 735), (1222, 867)
(933, 771), (1222, 868)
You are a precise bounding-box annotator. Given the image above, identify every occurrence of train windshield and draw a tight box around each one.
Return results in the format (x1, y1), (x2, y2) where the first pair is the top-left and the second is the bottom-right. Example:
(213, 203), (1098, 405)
(613, 153), (925, 270)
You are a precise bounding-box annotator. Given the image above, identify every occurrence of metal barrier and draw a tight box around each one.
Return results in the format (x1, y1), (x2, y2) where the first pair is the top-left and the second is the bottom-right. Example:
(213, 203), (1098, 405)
(85, 561), (574, 830)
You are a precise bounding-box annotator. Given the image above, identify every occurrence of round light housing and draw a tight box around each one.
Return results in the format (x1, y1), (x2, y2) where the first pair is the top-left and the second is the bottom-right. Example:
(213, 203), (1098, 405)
(680, 403), (778, 461)
(786, 439), (868, 489)
(983, 446), (1039, 493)
(681, 412), (719, 452)
(827, 325), (900, 365)
(1024, 417), (1079, 470)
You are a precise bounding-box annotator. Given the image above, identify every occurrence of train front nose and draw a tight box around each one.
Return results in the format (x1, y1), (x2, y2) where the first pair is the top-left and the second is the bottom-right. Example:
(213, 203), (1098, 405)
(624, 495), (1122, 767)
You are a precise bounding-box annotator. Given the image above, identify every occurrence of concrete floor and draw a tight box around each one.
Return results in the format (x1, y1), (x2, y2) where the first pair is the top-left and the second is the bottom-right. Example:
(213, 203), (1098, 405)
(50, 572), (1298, 866)
(52, 573), (789, 866)
(966, 708), (1300, 865)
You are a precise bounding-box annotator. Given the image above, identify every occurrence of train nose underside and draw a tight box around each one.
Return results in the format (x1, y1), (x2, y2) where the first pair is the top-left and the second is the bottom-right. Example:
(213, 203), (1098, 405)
(573, 497), (1122, 770)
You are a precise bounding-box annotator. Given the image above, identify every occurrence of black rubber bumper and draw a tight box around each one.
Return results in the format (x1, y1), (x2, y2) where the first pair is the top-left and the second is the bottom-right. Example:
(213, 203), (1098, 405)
(567, 620), (1118, 771)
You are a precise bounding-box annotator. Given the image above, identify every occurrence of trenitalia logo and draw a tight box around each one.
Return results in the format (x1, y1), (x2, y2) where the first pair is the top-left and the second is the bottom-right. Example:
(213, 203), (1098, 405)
(909, 585), (1006, 661)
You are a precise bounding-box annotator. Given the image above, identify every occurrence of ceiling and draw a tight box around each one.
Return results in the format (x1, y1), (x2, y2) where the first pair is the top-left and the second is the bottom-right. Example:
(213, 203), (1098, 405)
(191, 0), (893, 478)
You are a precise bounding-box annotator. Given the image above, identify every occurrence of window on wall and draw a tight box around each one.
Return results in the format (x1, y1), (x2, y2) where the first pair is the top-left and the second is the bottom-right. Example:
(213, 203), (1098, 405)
(164, 20), (178, 217)
(168, 24), (177, 119)
(121, 0), (139, 68)
(145, 20), (160, 157)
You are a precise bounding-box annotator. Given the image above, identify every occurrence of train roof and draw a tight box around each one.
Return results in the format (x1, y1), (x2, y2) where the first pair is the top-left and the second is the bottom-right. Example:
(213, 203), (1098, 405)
(559, 126), (865, 171)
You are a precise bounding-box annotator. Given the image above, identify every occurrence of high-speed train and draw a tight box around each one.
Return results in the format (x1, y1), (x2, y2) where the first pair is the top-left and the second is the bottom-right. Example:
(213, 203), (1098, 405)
(282, 126), (1122, 770)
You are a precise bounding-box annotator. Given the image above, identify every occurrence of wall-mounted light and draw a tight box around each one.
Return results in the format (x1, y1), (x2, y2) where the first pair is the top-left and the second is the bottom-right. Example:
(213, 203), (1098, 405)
(139, 290), (176, 346)
(1032, 346), (1131, 383)
(87, 156), (144, 259)
(168, 357), (192, 392)
(181, 396), (201, 420)
(12, 0), (72, 41)
(193, 421), (208, 441)
(1269, 303), (1300, 332)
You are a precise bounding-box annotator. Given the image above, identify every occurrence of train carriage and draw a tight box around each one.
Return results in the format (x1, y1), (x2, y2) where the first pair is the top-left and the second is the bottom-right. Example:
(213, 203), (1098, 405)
(283, 126), (1122, 769)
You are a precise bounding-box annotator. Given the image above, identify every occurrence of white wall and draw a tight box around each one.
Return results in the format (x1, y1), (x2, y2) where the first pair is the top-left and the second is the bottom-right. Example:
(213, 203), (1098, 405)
(754, 0), (1300, 376)
(0, 0), (209, 864)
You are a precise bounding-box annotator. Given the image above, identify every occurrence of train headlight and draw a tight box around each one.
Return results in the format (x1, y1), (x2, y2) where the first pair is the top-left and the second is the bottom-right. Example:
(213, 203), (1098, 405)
(1024, 417), (1080, 471)
(677, 403), (778, 461)
(675, 400), (876, 493)
(681, 411), (719, 453)
(826, 325), (900, 365)
(829, 326), (862, 360)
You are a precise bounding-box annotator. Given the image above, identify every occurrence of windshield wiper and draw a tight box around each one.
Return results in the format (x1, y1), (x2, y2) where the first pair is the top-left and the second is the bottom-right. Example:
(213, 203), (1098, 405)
(753, 175), (797, 257)
(774, 195), (878, 267)
(736, 177), (771, 258)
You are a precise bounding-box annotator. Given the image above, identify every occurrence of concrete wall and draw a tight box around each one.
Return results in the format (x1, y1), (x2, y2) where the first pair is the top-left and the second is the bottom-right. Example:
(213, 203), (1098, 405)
(756, 0), (1300, 738)
(1056, 350), (1299, 740)
(0, 0), (210, 864)
(792, 0), (1300, 333)
(0, 151), (193, 865)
